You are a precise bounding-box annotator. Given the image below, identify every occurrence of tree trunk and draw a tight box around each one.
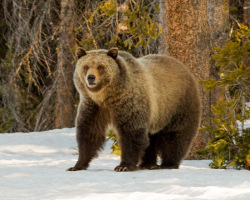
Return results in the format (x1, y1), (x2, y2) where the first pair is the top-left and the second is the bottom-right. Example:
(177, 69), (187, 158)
(243, 0), (250, 87)
(0, 1), (7, 61)
(159, 0), (230, 158)
(208, 0), (229, 48)
(162, 0), (212, 158)
(55, 0), (76, 128)
(207, 0), (229, 110)
(244, 0), (250, 27)
(158, 0), (167, 54)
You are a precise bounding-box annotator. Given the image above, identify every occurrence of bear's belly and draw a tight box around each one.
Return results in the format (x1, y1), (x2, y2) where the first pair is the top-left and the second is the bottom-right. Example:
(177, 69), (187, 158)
(147, 79), (170, 134)
(149, 124), (162, 134)
(147, 87), (175, 134)
(148, 98), (169, 134)
(149, 114), (168, 134)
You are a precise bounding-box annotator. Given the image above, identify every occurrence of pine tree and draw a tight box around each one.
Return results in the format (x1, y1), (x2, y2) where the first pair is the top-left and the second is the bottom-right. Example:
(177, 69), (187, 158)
(200, 25), (250, 170)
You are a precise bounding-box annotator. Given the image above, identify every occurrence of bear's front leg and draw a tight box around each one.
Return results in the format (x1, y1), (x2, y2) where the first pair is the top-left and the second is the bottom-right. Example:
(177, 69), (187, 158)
(114, 125), (149, 172)
(112, 95), (150, 172)
(67, 102), (108, 171)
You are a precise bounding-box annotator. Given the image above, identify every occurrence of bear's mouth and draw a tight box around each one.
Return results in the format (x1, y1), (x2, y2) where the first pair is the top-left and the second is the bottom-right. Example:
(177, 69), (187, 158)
(87, 82), (97, 88)
(86, 82), (104, 92)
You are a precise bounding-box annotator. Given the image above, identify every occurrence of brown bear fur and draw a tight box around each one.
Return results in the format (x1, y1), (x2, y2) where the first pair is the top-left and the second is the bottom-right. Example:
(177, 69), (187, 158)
(67, 48), (201, 172)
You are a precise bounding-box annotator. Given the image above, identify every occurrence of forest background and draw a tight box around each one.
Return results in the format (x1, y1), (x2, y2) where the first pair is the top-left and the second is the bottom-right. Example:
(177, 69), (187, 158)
(0, 0), (249, 169)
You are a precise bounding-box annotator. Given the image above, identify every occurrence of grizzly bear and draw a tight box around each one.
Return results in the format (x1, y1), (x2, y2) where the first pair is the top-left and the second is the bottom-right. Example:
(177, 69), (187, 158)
(67, 48), (201, 172)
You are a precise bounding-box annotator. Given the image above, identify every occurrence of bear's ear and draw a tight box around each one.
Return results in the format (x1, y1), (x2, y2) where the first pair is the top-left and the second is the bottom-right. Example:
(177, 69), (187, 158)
(107, 48), (118, 59)
(76, 47), (87, 59)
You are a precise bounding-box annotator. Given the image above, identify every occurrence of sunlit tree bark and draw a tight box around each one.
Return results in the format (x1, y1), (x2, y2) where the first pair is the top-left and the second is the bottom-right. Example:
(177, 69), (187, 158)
(55, 0), (76, 128)
(160, 0), (229, 158)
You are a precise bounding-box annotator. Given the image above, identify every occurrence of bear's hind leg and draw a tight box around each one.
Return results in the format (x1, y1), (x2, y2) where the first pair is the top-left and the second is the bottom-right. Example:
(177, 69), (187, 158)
(157, 129), (194, 169)
(139, 134), (160, 170)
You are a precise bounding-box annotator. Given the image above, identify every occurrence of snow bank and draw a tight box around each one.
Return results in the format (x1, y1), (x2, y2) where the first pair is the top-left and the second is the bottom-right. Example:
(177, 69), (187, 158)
(0, 128), (250, 200)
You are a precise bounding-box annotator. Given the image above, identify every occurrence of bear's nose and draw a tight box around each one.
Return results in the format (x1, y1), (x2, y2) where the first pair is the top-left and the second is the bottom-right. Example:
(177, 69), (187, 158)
(87, 74), (95, 83)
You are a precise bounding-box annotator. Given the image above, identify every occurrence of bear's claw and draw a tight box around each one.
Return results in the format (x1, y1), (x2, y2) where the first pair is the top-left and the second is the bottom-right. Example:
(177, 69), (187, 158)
(66, 167), (77, 171)
(114, 166), (128, 172)
(139, 165), (161, 170)
(114, 165), (138, 172)
(66, 166), (86, 171)
(160, 165), (179, 169)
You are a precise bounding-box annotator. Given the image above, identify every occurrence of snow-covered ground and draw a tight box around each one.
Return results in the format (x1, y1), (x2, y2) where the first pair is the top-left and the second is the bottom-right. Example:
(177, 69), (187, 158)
(0, 128), (250, 200)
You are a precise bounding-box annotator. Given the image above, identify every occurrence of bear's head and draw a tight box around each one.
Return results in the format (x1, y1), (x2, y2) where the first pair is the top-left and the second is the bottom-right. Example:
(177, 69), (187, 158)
(74, 48), (119, 93)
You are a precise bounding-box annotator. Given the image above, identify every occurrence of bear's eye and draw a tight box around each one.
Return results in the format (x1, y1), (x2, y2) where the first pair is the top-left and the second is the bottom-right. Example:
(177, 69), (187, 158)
(84, 65), (89, 70)
(97, 65), (103, 70)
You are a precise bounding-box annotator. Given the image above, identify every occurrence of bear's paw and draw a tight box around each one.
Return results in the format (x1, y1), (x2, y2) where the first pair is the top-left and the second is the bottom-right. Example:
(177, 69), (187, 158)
(114, 165), (138, 172)
(139, 165), (161, 170)
(66, 166), (87, 171)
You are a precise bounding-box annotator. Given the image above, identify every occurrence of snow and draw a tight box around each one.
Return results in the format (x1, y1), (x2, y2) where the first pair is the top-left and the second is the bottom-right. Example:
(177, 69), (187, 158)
(1, 128), (250, 200)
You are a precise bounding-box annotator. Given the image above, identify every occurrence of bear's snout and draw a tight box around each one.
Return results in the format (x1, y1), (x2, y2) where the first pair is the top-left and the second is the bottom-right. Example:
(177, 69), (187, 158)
(87, 74), (96, 85)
